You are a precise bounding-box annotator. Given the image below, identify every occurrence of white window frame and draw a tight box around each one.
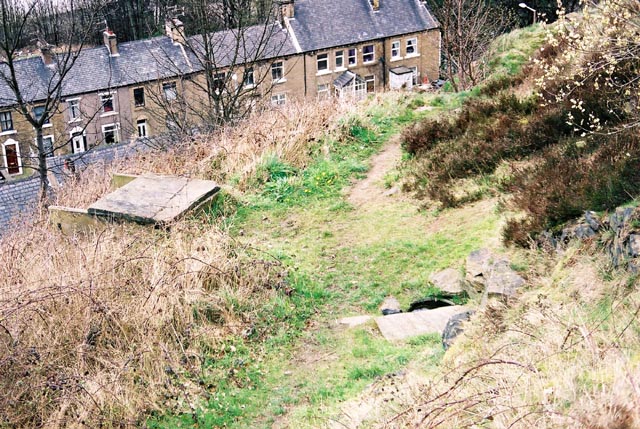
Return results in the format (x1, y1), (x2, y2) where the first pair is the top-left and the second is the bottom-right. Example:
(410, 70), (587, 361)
(317, 53), (329, 73)
(162, 82), (177, 101)
(365, 75), (375, 93)
(244, 67), (255, 88)
(102, 123), (120, 145)
(335, 50), (344, 70)
(137, 119), (148, 138)
(67, 98), (81, 122)
(2, 138), (22, 175)
(406, 37), (418, 57)
(271, 61), (285, 83)
(39, 134), (55, 158)
(391, 40), (401, 60)
(99, 92), (116, 115)
(271, 93), (286, 106)
(363, 44), (375, 64)
(317, 83), (330, 99)
(348, 48), (357, 66)
(0, 111), (14, 134)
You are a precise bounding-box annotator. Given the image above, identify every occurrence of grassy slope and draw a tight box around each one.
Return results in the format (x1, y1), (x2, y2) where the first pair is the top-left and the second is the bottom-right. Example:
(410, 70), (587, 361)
(147, 93), (502, 428)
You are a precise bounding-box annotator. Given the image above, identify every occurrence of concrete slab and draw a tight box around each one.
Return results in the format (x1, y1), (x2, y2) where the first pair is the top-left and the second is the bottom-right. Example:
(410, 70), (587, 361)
(338, 315), (372, 328)
(375, 306), (466, 341)
(87, 175), (220, 224)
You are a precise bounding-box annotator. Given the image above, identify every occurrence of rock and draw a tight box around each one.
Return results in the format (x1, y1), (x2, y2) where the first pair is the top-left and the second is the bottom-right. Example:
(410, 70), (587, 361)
(609, 207), (635, 231)
(429, 268), (465, 296)
(584, 211), (601, 232)
(465, 248), (495, 293)
(380, 296), (402, 315)
(573, 224), (596, 240)
(628, 234), (640, 257)
(485, 260), (525, 299)
(442, 310), (475, 350)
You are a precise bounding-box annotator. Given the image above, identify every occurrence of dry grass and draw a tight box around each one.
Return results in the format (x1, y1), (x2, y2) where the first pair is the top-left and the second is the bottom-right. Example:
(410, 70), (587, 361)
(390, 249), (640, 428)
(0, 98), (359, 428)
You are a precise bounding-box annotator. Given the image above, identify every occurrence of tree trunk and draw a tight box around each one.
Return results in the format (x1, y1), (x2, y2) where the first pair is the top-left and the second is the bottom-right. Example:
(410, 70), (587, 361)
(35, 126), (49, 205)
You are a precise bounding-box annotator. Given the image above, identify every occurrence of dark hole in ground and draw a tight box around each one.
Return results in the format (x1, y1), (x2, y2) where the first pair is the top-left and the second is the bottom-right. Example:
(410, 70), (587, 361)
(408, 297), (455, 312)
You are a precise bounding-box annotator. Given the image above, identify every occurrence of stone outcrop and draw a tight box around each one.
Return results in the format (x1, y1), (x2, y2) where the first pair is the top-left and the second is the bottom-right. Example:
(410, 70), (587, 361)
(429, 268), (465, 296)
(464, 248), (524, 300)
(540, 206), (640, 271)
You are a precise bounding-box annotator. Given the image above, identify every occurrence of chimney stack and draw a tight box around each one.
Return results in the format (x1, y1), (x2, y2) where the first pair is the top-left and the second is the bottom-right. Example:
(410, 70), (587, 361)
(38, 41), (54, 67)
(103, 30), (118, 56)
(165, 18), (186, 45)
(280, 0), (295, 20)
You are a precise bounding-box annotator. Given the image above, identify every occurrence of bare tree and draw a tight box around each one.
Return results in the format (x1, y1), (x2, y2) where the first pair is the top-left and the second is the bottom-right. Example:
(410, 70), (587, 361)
(0, 0), (103, 202)
(426, 0), (514, 91)
(145, 0), (288, 136)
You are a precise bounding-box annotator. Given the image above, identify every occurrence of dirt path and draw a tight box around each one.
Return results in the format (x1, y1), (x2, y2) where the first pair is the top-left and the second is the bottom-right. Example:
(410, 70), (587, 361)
(347, 136), (404, 207)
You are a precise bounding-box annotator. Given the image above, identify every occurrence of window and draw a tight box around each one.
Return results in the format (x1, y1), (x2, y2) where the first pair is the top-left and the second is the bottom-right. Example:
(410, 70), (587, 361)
(244, 68), (255, 87)
(100, 93), (114, 113)
(163, 82), (177, 101)
(0, 111), (13, 132)
(271, 93), (286, 106)
(317, 83), (329, 99)
(42, 135), (54, 158)
(68, 99), (81, 120)
(391, 40), (400, 59)
(363, 45), (375, 63)
(365, 75), (375, 93)
(317, 53), (328, 72)
(271, 61), (284, 82)
(32, 106), (50, 125)
(348, 48), (357, 66)
(133, 88), (145, 107)
(335, 50), (344, 69)
(213, 72), (226, 94)
(137, 119), (148, 138)
(102, 123), (119, 144)
(406, 38), (417, 56)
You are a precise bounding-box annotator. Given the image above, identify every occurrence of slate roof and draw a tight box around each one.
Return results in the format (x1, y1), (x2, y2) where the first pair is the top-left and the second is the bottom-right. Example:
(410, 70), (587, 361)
(287, 0), (438, 52)
(334, 70), (363, 88)
(0, 23), (296, 107)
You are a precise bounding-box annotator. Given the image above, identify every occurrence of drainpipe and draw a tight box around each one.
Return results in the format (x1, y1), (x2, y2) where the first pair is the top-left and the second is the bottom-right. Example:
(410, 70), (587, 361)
(381, 40), (387, 89)
(303, 54), (307, 97)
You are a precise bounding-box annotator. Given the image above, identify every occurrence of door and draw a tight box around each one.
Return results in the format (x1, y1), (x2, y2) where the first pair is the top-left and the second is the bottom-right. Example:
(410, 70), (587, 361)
(4, 142), (20, 174)
(72, 132), (86, 153)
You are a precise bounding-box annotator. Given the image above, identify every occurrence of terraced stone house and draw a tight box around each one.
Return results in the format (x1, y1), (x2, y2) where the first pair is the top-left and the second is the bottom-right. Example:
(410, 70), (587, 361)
(0, 0), (439, 179)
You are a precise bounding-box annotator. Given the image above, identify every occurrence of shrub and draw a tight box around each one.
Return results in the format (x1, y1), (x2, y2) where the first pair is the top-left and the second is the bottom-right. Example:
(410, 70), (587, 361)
(506, 130), (640, 242)
(401, 118), (459, 155)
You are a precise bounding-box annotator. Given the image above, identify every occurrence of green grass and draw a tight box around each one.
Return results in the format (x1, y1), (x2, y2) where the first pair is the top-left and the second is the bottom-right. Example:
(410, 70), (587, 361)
(149, 93), (501, 428)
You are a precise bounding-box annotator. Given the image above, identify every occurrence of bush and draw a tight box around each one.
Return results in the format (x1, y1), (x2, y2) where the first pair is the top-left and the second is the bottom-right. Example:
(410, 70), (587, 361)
(506, 130), (640, 243)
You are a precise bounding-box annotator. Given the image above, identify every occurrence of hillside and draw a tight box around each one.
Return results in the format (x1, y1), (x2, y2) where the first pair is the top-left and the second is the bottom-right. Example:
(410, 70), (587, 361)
(2, 5), (640, 429)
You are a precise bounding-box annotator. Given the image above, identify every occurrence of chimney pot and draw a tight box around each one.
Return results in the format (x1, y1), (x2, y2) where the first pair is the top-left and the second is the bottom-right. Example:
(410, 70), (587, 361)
(103, 30), (118, 56)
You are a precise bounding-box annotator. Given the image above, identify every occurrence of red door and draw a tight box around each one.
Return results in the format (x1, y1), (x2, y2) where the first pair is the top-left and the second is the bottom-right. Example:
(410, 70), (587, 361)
(5, 143), (20, 174)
